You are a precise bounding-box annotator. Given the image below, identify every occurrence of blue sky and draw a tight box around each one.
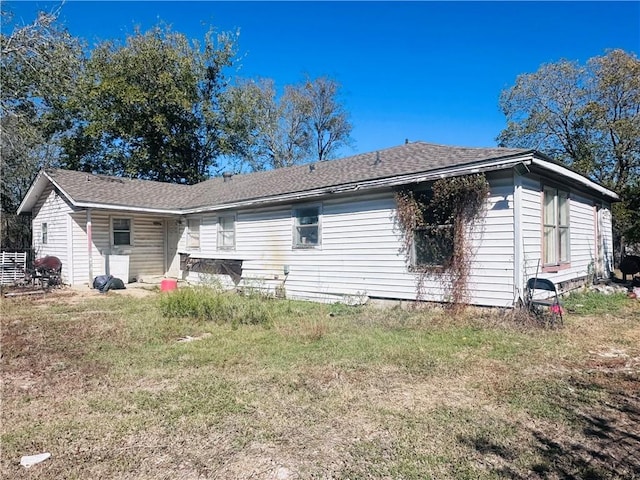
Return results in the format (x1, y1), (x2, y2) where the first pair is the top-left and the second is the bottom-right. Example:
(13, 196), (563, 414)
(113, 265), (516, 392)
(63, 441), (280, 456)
(5, 1), (640, 158)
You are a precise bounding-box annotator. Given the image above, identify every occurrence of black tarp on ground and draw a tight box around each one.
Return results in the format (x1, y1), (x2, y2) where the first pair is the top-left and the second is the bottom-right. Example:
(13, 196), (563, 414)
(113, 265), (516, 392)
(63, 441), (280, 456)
(93, 275), (126, 293)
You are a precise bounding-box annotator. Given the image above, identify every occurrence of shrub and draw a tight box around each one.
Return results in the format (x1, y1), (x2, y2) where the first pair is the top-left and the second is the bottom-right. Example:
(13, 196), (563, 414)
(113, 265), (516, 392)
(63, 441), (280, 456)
(158, 287), (271, 326)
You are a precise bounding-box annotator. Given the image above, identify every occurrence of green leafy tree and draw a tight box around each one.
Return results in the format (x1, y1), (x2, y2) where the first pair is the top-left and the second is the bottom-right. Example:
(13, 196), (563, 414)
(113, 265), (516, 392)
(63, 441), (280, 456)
(1, 8), (83, 248)
(62, 23), (238, 184)
(498, 49), (640, 246)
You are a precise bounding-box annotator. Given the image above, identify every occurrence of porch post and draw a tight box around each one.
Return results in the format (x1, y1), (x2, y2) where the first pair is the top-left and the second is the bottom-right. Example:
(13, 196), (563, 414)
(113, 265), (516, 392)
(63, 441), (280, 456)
(87, 208), (93, 285)
(67, 215), (74, 285)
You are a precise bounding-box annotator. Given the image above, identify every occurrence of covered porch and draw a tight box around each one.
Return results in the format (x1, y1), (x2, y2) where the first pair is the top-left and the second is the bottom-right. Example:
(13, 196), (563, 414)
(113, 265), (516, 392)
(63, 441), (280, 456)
(68, 209), (184, 285)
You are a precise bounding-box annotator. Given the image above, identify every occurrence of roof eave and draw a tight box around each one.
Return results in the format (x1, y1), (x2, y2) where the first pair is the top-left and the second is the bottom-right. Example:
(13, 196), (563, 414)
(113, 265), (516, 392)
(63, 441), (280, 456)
(530, 156), (619, 201)
(71, 201), (183, 215)
(17, 170), (185, 215)
(184, 154), (534, 214)
(16, 170), (49, 215)
(18, 170), (84, 215)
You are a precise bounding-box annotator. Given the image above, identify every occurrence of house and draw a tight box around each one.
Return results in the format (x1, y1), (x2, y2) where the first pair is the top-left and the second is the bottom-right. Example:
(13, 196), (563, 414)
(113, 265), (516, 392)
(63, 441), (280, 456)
(17, 142), (618, 307)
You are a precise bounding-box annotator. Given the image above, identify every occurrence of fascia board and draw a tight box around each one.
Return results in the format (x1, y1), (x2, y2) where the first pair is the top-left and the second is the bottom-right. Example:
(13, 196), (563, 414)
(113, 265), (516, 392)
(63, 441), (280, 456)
(16, 175), (40, 215)
(71, 201), (183, 215)
(17, 170), (85, 215)
(16, 171), (50, 215)
(530, 157), (619, 201)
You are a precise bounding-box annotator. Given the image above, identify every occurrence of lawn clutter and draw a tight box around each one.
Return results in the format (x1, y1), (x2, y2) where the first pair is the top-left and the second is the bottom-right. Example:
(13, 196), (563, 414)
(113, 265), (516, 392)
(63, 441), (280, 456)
(20, 452), (51, 468)
(590, 281), (630, 295)
(620, 254), (640, 281)
(160, 278), (178, 292)
(0, 251), (27, 285)
(2, 255), (62, 296)
(177, 333), (212, 343)
(93, 275), (126, 293)
(31, 256), (62, 287)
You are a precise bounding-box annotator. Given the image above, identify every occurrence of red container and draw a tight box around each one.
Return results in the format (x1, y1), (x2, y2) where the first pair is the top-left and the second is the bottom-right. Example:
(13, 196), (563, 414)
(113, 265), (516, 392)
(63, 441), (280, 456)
(160, 279), (178, 292)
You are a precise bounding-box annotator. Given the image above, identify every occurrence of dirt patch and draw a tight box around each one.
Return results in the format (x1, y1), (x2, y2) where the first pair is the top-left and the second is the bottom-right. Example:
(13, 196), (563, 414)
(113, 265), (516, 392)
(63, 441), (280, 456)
(2, 284), (158, 304)
(109, 286), (157, 298)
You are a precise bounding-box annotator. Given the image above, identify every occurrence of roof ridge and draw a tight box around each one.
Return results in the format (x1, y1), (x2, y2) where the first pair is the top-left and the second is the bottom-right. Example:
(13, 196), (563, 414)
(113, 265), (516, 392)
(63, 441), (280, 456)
(46, 168), (194, 188)
(38, 142), (538, 212)
(46, 142), (530, 190)
(409, 141), (529, 151)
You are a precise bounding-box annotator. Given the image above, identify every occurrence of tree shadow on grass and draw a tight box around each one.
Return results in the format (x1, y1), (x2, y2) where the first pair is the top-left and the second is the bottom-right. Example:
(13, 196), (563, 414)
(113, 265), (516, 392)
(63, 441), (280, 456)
(459, 375), (640, 479)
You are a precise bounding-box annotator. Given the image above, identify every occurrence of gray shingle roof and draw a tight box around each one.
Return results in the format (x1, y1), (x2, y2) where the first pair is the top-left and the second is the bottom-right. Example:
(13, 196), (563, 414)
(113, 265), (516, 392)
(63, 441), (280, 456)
(47, 142), (531, 212)
(46, 169), (194, 210)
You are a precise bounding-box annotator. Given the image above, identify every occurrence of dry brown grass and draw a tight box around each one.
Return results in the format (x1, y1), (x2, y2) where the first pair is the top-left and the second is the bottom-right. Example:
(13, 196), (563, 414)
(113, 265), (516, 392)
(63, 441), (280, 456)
(1, 288), (639, 479)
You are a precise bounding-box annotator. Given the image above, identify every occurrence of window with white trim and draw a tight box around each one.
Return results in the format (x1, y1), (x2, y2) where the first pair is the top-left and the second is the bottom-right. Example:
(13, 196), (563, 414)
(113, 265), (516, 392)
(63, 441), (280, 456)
(217, 215), (235, 250)
(293, 205), (320, 248)
(543, 186), (570, 266)
(112, 218), (132, 246)
(41, 223), (48, 244)
(187, 218), (201, 249)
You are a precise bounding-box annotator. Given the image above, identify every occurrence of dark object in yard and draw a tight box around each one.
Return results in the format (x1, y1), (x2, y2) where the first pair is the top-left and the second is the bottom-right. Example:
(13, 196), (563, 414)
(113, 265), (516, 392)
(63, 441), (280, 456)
(33, 256), (62, 272)
(105, 277), (125, 291)
(32, 256), (62, 287)
(620, 255), (640, 281)
(93, 275), (126, 293)
(93, 274), (111, 291)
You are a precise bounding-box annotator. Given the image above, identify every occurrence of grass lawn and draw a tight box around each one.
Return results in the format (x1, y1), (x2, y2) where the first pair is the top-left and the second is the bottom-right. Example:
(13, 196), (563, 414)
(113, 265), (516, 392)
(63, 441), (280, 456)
(1, 287), (639, 479)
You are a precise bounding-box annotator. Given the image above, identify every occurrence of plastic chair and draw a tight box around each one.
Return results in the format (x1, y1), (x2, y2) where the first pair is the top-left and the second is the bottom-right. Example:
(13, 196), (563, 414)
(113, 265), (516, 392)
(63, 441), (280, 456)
(525, 277), (563, 326)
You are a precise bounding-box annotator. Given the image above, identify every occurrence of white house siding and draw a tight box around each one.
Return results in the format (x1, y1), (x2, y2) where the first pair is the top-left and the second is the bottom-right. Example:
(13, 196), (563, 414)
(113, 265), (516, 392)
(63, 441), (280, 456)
(599, 203), (614, 277)
(132, 215), (166, 280)
(183, 174), (517, 307)
(31, 184), (73, 283)
(67, 210), (166, 284)
(519, 173), (613, 291)
(70, 211), (89, 284)
(565, 192), (599, 283)
(520, 176), (544, 286)
(288, 195), (412, 303)
(465, 173), (515, 307)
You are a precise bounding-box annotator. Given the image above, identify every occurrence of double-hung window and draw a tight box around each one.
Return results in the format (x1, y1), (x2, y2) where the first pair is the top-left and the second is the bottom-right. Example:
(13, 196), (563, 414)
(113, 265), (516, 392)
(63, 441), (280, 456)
(112, 218), (132, 246)
(41, 223), (48, 244)
(217, 215), (235, 250)
(187, 218), (201, 250)
(401, 190), (454, 269)
(413, 224), (454, 268)
(543, 186), (570, 267)
(293, 206), (320, 248)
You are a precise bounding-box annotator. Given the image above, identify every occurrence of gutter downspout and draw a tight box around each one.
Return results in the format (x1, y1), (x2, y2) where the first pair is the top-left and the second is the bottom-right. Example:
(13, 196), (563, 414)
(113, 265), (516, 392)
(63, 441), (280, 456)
(513, 168), (524, 305)
(87, 209), (93, 286)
